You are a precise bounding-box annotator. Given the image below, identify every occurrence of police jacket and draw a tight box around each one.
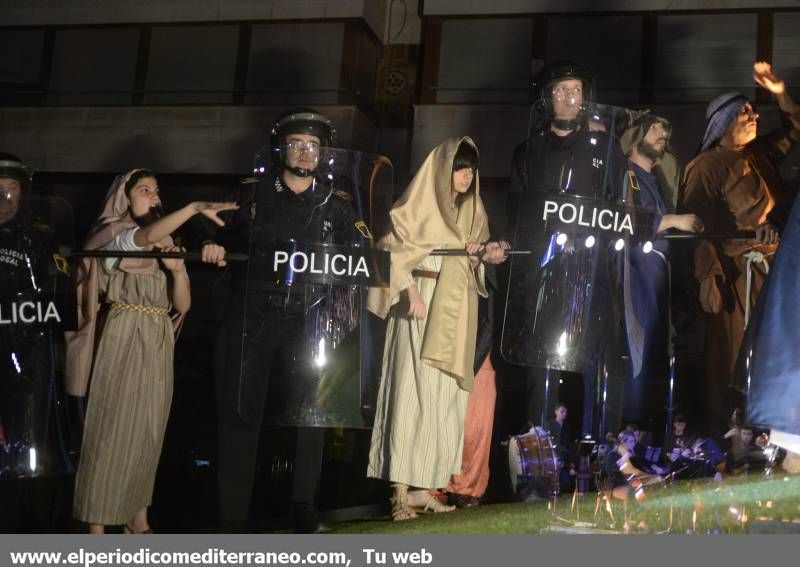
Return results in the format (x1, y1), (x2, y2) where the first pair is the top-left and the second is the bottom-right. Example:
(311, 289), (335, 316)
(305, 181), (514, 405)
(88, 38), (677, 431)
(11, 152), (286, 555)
(215, 170), (367, 293)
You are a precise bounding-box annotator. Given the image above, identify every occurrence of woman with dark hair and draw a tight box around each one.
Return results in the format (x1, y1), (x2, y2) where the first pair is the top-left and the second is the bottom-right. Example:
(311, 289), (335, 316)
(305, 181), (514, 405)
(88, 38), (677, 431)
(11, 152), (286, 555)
(67, 169), (235, 534)
(367, 138), (506, 521)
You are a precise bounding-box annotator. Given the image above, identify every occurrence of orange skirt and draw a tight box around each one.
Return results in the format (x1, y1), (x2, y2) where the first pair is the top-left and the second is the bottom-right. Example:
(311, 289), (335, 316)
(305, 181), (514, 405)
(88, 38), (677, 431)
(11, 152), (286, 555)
(446, 355), (497, 497)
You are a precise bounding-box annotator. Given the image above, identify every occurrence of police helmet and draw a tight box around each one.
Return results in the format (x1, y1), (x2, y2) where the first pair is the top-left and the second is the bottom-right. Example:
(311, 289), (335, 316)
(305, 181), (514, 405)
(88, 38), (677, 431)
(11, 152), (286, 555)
(534, 61), (595, 104)
(0, 153), (33, 192)
(269, 108), (335, 177)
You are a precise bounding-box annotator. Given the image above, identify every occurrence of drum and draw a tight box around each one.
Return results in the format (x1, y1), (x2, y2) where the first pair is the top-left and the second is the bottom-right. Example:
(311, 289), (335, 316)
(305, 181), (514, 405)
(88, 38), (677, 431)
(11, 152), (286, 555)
(507, 428), (559, 499)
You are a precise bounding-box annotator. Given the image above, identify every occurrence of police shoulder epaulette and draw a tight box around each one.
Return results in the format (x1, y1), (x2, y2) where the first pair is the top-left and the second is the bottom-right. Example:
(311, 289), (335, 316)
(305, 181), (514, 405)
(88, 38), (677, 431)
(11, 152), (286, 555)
(355, 220), (373, 239)
(32, 220), (54, 235)
(626, 170), (640, 191)
(334, 190), (353, 201)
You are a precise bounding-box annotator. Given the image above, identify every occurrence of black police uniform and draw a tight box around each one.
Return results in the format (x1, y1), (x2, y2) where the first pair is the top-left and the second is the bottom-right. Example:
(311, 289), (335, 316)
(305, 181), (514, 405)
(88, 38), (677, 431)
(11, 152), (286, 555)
(507, 126), (626, 438)
(1, 211), (73, 530)
(214, 171), (364, 531)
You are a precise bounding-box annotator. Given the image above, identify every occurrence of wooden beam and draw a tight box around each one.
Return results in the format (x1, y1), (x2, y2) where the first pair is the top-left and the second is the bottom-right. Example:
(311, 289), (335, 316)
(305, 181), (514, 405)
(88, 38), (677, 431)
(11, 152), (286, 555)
(37, 28), (56, 105)
(233, 23), (252, 105)
(756, 11), (774, 104)
(418, 17), (442, 104)
(530, 14), (548, 103)
(338, 20), (361, 105)
(640, 14), (658, 104)
(132, 25), (151, 105)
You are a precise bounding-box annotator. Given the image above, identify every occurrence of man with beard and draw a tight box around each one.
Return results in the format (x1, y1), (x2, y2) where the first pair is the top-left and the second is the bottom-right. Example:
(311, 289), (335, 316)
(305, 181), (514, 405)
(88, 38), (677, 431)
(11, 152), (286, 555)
(619, 114), (703, 432)
(681, 61), (800, 428)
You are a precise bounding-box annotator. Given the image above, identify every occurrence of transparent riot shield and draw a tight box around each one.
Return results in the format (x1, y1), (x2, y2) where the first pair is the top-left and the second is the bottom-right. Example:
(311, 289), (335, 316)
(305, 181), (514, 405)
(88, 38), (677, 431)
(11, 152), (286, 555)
(501, 101), (656, 436)
(1, 196), (77, 479)
(232, 148), (392, 428)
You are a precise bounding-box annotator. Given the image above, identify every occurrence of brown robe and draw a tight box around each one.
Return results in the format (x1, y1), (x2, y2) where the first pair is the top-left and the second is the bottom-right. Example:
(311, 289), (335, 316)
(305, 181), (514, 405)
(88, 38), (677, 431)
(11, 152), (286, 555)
(682, 125), (798, 418)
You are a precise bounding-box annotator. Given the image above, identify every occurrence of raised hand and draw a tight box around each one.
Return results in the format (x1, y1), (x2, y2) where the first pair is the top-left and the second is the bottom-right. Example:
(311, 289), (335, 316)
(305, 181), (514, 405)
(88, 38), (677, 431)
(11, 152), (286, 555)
(753, 61), (785, 95)
(194, 201), (239, 227)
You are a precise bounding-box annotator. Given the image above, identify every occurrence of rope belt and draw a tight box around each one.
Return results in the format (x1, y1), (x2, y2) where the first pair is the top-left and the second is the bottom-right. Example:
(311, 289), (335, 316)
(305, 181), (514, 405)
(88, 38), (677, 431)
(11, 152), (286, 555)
(411, 270), (439, 280)
(743, 250), (773, 328)
(110, 302), (170, 317)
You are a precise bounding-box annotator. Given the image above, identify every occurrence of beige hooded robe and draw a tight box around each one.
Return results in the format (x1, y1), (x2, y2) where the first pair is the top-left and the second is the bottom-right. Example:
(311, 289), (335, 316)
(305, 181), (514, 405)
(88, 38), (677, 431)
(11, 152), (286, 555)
(367, 137), (490, 489)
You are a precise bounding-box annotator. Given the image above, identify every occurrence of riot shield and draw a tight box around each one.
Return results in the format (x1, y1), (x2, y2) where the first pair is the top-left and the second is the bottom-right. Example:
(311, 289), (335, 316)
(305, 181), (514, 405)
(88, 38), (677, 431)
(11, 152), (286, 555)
(502, 102), (654, 374)
(501, 103), (658, 439)
(1, 196), (77, 479)
(234, 148), (392, 428)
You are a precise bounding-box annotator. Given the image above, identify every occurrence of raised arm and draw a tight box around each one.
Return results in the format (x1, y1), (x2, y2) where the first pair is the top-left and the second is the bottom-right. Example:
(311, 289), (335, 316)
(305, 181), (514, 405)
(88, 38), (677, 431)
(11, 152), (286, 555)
(133, 201), (238, 247)
(754, 61), (800, 132)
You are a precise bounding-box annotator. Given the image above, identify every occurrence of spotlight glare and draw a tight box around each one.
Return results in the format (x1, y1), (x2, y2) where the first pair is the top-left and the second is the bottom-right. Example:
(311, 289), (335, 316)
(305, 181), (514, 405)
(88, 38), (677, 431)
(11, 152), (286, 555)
(643, 241), (653, 254)
(614, 238), (625, 251)
(556, 331), (568, 356)
(556, 233), (568, 246)
(585, 235), (596, 248)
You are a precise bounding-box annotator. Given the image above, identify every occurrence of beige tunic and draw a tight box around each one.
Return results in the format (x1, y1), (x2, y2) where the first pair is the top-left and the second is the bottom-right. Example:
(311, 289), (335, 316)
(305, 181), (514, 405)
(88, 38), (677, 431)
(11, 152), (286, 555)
(73, 264), (174, 525)
(367, 254), (470, 489)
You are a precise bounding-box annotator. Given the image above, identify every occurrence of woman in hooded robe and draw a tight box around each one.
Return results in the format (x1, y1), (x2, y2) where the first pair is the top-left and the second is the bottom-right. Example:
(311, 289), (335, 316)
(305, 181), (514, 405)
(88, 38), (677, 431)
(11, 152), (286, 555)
(366, 138), (499, 521)
(66, 169), (236, 533)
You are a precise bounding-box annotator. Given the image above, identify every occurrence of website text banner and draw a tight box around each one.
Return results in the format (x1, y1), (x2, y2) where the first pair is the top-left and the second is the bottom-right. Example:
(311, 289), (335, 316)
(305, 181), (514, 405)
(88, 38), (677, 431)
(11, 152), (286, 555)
(0, 534), (786, 567)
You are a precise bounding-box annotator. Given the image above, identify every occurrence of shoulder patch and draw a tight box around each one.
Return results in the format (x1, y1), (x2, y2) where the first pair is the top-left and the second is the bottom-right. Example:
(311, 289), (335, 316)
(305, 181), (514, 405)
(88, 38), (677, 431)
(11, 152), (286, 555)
(52, 253), (70, 276)
(627, 170), (640, 192)
(355, 220), (373, 239)
(32, 221), (54, 235)
(334, 190), (353, 201)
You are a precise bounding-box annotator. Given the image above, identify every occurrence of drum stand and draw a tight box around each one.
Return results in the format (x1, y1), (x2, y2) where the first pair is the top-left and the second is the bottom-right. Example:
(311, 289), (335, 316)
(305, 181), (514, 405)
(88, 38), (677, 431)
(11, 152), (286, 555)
(555, 441), (597, 526)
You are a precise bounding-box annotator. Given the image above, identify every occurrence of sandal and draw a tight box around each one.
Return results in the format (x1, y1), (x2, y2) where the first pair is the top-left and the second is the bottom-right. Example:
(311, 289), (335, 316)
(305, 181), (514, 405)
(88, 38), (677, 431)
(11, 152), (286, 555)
(408, 490), (455, 514)
(123, 524), (154, 534)
(390, 484), (418, 522)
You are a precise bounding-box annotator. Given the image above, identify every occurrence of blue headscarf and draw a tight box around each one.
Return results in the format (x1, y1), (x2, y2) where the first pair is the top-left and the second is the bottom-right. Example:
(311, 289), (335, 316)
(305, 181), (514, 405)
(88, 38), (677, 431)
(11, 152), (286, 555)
(698, 92), (749, 153)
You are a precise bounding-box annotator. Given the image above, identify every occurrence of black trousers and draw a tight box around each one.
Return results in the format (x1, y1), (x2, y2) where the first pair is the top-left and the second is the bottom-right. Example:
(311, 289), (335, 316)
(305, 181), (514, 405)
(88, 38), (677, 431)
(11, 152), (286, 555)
(216, 292), (325, 526)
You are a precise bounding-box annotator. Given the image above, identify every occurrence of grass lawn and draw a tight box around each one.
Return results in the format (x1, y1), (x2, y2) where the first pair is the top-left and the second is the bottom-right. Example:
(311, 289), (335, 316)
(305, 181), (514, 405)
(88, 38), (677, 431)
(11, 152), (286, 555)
(328, 474), (800, 534)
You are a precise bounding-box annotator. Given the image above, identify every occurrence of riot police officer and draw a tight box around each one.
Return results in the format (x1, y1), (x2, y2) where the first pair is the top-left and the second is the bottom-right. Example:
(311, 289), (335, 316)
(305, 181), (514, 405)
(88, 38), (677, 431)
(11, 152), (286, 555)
(201, 109), (365, 533)
(1, 153), (73, 530)
(504, 62), (627, 439)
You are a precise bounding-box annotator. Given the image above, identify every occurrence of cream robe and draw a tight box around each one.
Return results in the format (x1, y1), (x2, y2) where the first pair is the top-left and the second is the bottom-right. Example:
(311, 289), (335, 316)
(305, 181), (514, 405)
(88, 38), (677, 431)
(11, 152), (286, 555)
(367, 137), (489, 488)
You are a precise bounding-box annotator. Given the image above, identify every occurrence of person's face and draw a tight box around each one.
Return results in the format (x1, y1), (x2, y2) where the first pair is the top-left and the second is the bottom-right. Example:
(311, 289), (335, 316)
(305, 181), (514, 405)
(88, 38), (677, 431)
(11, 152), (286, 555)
(624, 435), (636, 452)
(551, 79), (583, 121)
(0, 177), (22, 224)
(285, 133), (321, 173)
(451, 167), (475, 194)
(638, 121), (669, 160)
(727, 102), (759, 146)
(741, 429), (754, 445)
(127, 176), (161, 218)
(555, 406), (567, 422)
(674, 421), (686, 436)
